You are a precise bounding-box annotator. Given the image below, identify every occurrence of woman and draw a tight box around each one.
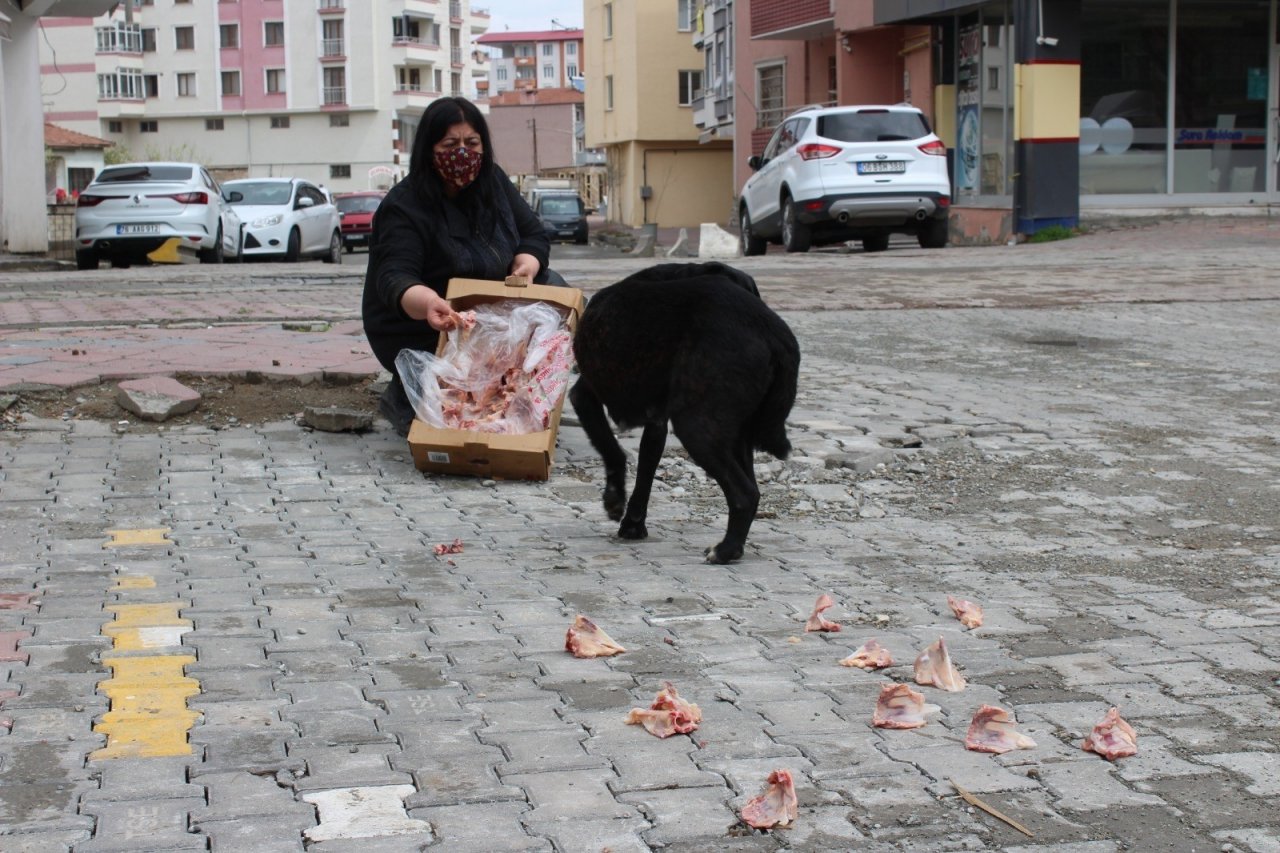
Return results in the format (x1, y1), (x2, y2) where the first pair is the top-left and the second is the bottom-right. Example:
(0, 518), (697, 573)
(362, 96), (552, 436)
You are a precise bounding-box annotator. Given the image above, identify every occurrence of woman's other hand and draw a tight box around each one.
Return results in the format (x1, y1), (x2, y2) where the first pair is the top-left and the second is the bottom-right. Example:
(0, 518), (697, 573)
(510, 253), (541, 280)
(401, 284), (464, 331)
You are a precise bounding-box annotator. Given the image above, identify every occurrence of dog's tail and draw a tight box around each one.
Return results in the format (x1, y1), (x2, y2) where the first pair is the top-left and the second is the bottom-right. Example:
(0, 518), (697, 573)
(751, 335), (800, 460)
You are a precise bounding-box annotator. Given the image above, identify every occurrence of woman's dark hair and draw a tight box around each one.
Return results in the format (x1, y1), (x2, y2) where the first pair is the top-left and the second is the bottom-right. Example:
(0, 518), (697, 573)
(409, 97), (499, 229)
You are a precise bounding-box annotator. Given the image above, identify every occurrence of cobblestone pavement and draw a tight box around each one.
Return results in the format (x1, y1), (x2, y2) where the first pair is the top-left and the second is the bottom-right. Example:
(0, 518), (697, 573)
(1, 218), (1278, 851)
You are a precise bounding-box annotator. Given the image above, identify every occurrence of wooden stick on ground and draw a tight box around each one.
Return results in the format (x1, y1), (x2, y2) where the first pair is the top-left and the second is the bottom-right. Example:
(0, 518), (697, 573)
(949, 779), (1035, 838)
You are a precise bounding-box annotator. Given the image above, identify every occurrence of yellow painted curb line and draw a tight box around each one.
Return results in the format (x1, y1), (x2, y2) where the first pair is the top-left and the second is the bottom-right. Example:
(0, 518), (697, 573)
(103, 528), (172, 548)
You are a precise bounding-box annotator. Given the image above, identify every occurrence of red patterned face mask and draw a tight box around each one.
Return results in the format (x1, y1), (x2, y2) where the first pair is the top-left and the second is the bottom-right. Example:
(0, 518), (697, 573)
(434, 146), (483, 190)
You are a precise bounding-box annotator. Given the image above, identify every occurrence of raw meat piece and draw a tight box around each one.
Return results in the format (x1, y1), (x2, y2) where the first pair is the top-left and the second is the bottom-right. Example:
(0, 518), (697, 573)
(871, 682), (940, 729)
(964, 705), (1037, 753)
(432, 538), (464, 555)
(804, 593), (841, 633)
(913, 636), (967, 692)
(740, 769), (798, 829)
(625, 681), (702, 738)
(839, 638), (894, 669)
(564, 614), (626, 658)
(947, 595), (984, 629)
(1082, 706), (1138, 760)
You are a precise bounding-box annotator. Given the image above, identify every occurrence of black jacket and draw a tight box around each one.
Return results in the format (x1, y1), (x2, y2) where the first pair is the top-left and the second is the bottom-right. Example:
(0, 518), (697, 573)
(362, 165), (550, 373)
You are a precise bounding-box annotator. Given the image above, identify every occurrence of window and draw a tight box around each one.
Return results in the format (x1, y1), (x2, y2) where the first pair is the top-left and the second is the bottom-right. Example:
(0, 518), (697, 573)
(140, 120), (158, 133)
(266, 68), (285, 94)
(604, 3), (612, 38)
(542, 42), (553, 56)
(678, 69), (702, 106)
(330, 164), (352, 179)
(264, 21), (284, 47)
(987, 65), (1000, 91)
(323, 19), (344, 55)
(605, 74), (613, 110)
(221, 70), (240, 96)
(141, 28), (156, 52)
(176, 72), (196, 97)
(496, 66), (508, 81)
(68, 167), (95, 194)
(107, 120), (123, 133)
(329, 113), (349, 127)
(543, 64), (554, 77)
(220, 24), (239, 49)
(515, 44), (532, 57)
(97, 69), (144, 100)
(206, 118), (224, 131)
(144, 74), (159, 98)
(756, 63), (785, 128)
(175, 26), (194, 50)
(323, 67), (346, 105)
(398, 67), (421, 90)
(567, 42), (577, 55)
(567, 63), (578, 78)
(392, 16), (418, 42)
(270, 115), (290, 129)
(677, 0), (693, 31)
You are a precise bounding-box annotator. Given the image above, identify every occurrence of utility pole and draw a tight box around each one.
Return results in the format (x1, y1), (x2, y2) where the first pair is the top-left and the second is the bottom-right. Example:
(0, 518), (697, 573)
(527, 117), (539, 175)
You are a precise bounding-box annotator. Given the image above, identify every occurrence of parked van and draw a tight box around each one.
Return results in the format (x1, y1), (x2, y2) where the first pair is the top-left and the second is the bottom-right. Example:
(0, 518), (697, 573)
(534, 192), (588, 245)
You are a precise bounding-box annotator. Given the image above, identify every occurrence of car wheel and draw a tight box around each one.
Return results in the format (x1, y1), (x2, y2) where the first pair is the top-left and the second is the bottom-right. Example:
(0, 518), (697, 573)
(323, 230), (341, 264)
(575, 229), (589, 245)
(918, 216), (949, 249)
(344, 241), (354, 254)
(75, 249), (99, 271)
(199, 226), (224, 264)
(780, 196), (811, 253)
(862, 234), (890, 253)
(284, 228), (301, 263)
(110, 258), (132, 269)
(739, 206), (767, 256)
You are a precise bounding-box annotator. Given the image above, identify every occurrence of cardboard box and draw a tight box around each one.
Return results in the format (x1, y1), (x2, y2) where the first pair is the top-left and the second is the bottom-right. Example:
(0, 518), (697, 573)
(407, 275), (585, 481)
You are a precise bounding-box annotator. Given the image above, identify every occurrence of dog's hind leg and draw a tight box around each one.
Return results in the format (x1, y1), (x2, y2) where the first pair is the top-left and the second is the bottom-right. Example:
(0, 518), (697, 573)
(569, 378), (628, 521)
(618, 421), (667, 540)
(676, 424), (760, 564)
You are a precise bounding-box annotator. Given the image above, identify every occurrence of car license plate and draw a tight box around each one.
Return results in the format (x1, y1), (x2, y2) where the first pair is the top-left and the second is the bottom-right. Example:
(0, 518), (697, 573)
(116, 224), (161, 235)
(856, 161), (907, 174)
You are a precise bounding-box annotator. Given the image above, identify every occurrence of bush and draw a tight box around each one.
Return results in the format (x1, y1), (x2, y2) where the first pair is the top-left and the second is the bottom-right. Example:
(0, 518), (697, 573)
(1026, 224), (1077, 243)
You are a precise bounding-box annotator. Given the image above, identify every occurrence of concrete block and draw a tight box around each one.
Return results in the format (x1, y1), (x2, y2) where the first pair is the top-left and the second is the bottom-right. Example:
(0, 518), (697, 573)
(664, 228), (690, 258)
(115, 378), (201, 423)
(696, 222), (740, 259)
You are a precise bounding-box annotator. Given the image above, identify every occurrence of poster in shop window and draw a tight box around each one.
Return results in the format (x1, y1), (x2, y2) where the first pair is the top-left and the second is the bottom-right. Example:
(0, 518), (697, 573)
(956, 22), (982, 193)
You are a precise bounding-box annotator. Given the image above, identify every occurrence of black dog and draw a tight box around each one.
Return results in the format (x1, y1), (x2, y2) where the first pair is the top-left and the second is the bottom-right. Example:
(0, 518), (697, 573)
(569, 262), (800, 563)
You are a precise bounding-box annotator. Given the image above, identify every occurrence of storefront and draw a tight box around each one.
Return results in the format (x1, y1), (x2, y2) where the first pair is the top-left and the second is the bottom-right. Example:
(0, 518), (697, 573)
(876, 0), (1278, 232)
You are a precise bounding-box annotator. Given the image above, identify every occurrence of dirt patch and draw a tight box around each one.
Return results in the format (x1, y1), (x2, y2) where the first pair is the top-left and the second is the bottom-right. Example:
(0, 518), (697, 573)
(1, 375), (383, 432)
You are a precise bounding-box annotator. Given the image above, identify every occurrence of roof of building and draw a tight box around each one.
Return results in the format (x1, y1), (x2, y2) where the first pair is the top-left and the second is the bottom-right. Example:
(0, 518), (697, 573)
(476, 29), (583, 45)
(44, 122), (113, 149)
(487, 87), (584, 107)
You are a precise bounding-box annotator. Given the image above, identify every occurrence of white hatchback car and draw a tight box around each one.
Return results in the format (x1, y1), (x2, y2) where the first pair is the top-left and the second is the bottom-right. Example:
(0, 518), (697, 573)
(220, 178), (342, 263)
(739, 104), (951, 254)
(74, 161), (242, 269)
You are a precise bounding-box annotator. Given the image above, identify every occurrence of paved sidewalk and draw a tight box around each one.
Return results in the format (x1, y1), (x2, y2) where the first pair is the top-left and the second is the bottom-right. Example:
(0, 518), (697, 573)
(0, 218), (1278, 851)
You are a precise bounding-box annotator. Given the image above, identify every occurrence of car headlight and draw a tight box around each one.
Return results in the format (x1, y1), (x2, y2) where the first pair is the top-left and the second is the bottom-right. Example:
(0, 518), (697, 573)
(251, 214), (284, 228)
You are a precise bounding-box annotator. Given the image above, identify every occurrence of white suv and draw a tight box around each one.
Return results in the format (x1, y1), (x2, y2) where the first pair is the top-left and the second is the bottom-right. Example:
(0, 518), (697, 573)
(739, 104), (951, 254)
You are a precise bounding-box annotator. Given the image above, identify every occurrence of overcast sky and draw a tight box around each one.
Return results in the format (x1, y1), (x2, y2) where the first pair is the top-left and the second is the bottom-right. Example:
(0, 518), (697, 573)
(480, 0), (584, 33)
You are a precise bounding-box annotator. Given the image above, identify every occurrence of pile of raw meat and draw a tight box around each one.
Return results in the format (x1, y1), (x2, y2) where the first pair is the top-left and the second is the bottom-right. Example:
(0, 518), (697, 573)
(396, 300), (575, 434)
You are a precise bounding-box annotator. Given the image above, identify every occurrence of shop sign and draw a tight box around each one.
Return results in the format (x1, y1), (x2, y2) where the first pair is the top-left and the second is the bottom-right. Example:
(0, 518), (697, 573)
(956, 22), (982, 192)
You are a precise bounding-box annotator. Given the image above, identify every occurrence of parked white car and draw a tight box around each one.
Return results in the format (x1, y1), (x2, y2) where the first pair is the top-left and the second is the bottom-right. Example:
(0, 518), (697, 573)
(74, 161), (242, 269)
(220, 178), (342, 263)
(739, 104), (951, 254)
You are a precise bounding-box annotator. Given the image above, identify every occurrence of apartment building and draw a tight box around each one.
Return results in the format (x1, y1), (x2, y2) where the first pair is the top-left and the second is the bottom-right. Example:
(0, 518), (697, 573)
(690, 0), (733, 146)
(584, 0), (732, 228)
(39, 0), (491, 192)
(475, 29), (584, 97)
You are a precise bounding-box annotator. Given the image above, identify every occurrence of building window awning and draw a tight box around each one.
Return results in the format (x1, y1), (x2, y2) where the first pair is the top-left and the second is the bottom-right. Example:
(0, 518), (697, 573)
(752, 17), (834, 41)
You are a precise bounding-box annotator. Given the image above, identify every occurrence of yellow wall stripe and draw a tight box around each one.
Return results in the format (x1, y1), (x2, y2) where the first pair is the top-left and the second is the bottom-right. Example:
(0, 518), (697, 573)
(1015, 63), (1082, 141)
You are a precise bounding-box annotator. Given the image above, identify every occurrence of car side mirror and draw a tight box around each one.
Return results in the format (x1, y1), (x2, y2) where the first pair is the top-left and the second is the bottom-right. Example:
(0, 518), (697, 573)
(297, 196), (315, 209)
(748, 155), (764, 171)
(226, 191), (243, 203)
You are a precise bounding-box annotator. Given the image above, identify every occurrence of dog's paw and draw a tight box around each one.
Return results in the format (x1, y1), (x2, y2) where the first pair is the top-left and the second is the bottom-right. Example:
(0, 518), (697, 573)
(704, 542), (743, 564)
(618, 519), (648, 540)
(603, 487), (626, 522)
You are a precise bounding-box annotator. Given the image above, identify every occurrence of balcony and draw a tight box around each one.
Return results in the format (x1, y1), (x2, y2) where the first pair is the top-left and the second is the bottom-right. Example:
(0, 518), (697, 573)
(391, 85), (438, 111)
(392, 36), (442, 64)
(323, 86), (347, 106)
(96, 98), (146, 118)
(95, 25), (143, 54)
(321, 38), (345, 61)
(471, 6), (488, 32)
(450, 46), (463, 67)
(318, 0), (344, 14)
(449, 0), (461, 22)
(749, 0), (833, 39)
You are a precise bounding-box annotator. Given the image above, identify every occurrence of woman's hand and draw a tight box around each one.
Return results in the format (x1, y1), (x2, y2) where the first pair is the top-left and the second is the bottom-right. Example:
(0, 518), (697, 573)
(510, 253), (541, 280)
(401, 284), (464, 331)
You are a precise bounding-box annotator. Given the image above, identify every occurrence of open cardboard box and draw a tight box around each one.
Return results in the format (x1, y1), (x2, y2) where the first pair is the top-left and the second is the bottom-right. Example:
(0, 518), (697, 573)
(407, 275), (586, 481)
